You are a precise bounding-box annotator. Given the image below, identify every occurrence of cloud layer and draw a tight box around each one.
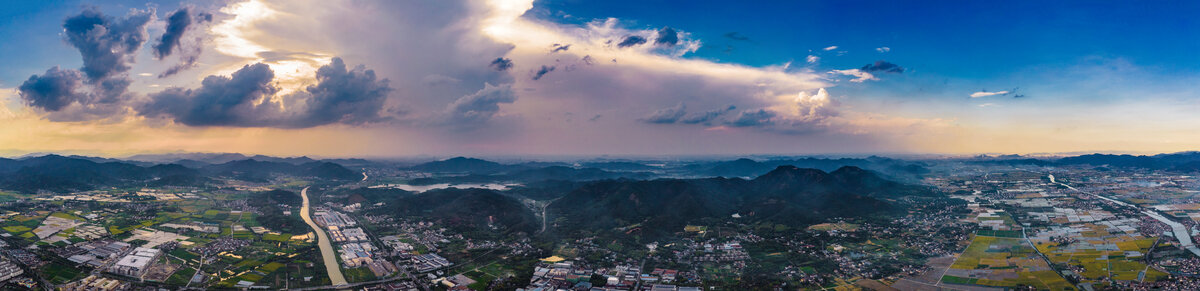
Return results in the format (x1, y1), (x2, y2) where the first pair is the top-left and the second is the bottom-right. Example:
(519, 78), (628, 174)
(2, 0), (956, 156)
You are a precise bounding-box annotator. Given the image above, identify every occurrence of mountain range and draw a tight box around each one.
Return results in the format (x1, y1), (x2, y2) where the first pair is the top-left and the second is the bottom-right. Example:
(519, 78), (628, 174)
(546, 165), (933, 238)
(0, 155), (360, 193)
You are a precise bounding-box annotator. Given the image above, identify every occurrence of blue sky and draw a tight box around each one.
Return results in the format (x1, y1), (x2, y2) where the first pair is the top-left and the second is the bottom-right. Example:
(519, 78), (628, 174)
(533, 1), (1200, 75)
(0, 0), (1197, 157)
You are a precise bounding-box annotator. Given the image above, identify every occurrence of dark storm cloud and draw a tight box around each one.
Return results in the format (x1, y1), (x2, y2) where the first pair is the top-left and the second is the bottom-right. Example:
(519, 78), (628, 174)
(489, 58), (513, 71)
(680, 105), (736, 124)
(294, 57), (393, 127)
(63, 6), (153, 82)
(551, 43), (570, 53)
(617, 35), (647, 48)
(139, 63), (281, 127)
(532, 65), (555, 80)
(444, 83), (516, 126)
(860, 60), (904, 73)
(639, 103), (686, 124)
(154, 7), (192, 59)
(154, 7), (213, 78)
(17, 67), (89, 111)
(654, 27), (678, 46)
(140, 58), (393, 128)
(726, 109), (776, 127)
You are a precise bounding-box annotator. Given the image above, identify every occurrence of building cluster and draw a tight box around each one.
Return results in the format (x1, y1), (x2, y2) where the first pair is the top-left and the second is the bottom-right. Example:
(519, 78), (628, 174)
(412, 253), (453, 273)
(109, 247), (162, 278)
(4, 249), (42, 267)
(64, 240), (132, 267)
(59, 275), (125, 291)
(0, 259), (23, 283)
(330, 226), (369, 243)
(191, 237), (249, 256)
(520, 261), (697, 291)
(315, 208), (399, 278)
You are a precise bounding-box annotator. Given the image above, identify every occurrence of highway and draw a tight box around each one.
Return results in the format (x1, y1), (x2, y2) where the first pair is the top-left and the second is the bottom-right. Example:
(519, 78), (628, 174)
(300, 187), (349, 286)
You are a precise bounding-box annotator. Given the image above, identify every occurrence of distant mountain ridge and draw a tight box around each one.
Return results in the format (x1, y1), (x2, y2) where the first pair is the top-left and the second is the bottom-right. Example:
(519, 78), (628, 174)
(547, 165), (932, 238)
(404, 157), (508, 173)
(0, 155), (203, 193)
(199, 159), (360, 182)
(970, 152), (1200, 171)
(0, 155), (360, 193)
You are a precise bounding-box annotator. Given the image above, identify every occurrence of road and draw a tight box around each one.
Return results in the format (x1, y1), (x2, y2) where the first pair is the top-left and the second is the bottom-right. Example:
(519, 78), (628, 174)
(1050, 174), (1200, 257)
(535, 198), (560, 234)
(300, 187), (349, 286)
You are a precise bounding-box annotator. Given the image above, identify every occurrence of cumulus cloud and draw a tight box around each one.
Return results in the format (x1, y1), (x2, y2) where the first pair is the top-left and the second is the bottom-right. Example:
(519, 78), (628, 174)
(139, 57), (391, 128)
(722, 88), (838, 134)
(153, 7), (211, 59)
(443, 82), (516, 127)
(654, 27), (678, 46)
(64, 6), (153, 82)
(640, 103), (686, 124)
(532, 65), (555, 80)
(860, 60), (904, 73)
(806, 55), (820, 64)
(16, 7), (153, 121)
(617, 35), (647, 48)
(490, 58), (514, 71)
(17, 67), (88, 112)
(876, 47), (890, 53)
(829, 69), (878, 83)
(294, 57), (393, 127)
(139, 63), (280, 127)
(154, 7), (213, 78)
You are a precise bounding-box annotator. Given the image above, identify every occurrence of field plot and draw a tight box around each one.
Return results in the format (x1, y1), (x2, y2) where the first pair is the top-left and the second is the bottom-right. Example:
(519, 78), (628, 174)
(1030, 220), (1169, 283)
(943, 235), (1075, 290)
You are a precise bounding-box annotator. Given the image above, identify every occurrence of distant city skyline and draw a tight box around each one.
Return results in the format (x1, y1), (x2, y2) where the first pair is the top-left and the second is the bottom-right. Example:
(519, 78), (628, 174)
(2, 0), (1198, 157)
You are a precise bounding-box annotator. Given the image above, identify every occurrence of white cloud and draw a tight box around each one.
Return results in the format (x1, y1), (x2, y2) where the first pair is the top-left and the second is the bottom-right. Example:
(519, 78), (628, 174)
(978, 103), (997, 107)
(823, 45), (838, 51)
(970, 91), (1010, 98)
(829, 69), (878, 83)
(806, 55), (819, 64)
(876, 47), (890, 53)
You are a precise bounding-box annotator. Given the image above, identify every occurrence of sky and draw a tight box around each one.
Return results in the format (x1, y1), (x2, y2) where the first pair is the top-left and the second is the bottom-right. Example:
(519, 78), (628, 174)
(0, 0), (1198, 158)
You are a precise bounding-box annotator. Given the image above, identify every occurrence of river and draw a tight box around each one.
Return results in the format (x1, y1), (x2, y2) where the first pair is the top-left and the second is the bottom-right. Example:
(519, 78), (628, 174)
(300, 187), (348, 286)
(1050, 174), (1200, 257)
